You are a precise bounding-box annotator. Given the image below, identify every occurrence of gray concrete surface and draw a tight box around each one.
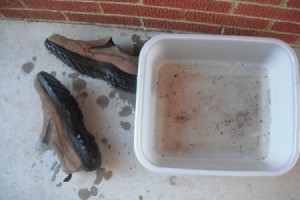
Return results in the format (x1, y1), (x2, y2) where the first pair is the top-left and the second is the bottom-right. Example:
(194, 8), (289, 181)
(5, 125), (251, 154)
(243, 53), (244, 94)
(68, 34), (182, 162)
(0, 20), (300, 200)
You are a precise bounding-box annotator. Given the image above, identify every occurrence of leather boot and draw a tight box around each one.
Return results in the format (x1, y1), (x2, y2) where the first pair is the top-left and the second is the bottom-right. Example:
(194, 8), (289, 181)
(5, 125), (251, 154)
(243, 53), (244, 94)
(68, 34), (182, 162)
(44, 34), (137, 93)
(34, 71), (101, 174)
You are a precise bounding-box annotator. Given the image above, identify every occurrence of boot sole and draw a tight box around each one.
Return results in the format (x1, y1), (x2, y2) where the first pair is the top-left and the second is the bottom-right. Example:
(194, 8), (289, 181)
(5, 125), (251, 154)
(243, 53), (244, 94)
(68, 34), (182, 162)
(44, 39), (137, 93)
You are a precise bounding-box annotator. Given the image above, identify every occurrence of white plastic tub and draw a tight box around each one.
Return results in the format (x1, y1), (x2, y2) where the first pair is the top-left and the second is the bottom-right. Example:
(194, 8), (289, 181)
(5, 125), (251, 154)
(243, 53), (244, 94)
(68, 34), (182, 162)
(134, 34), (299, 176)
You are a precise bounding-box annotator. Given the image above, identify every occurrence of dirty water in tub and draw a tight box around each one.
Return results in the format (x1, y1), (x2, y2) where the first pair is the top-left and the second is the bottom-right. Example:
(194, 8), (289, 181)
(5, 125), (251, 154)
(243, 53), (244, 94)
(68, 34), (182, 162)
(155, 61), (271, 160)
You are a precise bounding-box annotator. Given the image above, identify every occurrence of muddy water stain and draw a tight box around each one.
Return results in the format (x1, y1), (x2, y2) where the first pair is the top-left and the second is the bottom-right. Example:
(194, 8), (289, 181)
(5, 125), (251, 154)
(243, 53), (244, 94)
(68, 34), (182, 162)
(119, 106), (132, 117)
(78, 186), (98, 200)
(120, 122), (131, 131)
(109, 91), (116, 99)
(94, 168), (113, 185)
(79, 91), (88, 99)
(68, 72), (80, 79)
(21, 61), (34, 74)
(51, 163), (61, 182)
(132, 34), (148, 56)
(96, 95), (109, 109)
(101, 138), (108, 145)
(50, 161), (58, 171)
(169, 176), (177, 186)
(72, 78), (87, 92)
(56, 182), (62, 187)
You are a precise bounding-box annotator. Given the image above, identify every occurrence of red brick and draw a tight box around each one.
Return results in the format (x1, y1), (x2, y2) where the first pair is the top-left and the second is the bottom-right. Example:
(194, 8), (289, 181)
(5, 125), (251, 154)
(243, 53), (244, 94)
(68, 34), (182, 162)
(287, 0), (300, 8)
(101, 3), (182, 19)
(272, 22), (300, 34)
(237, 0), (281, 5)
(0, 0), (24, 8)
(224, 27), (299, 44)
(66, 13), (140, 26)
(143, 0), (232, 13)
(22, 0), (99, 13)
(99, 0), (137, 2)
(187, 11), (270, 29)
(234, 3), (300, 23)
(0, 9), (65, 20)
(143, 19), (220, 33)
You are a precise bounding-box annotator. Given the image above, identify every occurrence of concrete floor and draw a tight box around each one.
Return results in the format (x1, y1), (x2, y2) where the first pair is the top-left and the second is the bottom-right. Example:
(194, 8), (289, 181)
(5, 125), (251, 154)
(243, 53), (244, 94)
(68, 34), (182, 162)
(0, 20), (300, 200)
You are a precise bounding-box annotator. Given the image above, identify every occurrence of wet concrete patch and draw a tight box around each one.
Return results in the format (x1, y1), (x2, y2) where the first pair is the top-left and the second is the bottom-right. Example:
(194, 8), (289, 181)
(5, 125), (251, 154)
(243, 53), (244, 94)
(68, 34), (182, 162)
(168, 176), (176, 186)
(35, 140), (50, 154)
(118, 106), (132, 117)
(96, 95), (109, 109)
(132, 34), (148, 56)
(56, 182), (62, 187)
(32, 56), (37, 61)
(120, 32), (127, 37)
(72, 78), (87, 92)
(101, 138), (108, 145)
(51, 163), (61, 182)
(62, 72), (66, 76)
(50, 71), (56, 77)
(139, 195), (143, 200)
(94, 168), (113, 185)
(110, 88), (136, 107)
(50, 161), (58, 171)
(109, 91), (116, 99)
(78, 186), (98, 200)
(120, 122), (131, 131)
(69, 72), (80, 79)
(101, 138), (112, 149)
(79, 91), (88, 99)
(21, 61), (34, 74)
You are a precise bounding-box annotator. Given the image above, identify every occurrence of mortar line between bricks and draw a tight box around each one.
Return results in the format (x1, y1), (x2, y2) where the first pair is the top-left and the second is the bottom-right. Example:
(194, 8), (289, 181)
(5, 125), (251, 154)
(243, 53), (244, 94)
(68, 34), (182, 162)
(64, 10), (300, 26)
(96, 2), (104, 13)
(181, 9), (187, 20)
(236, 1), (300, 9)
(215, 0), (300, 9)
(229, 0), (237, 14)
(280, 0), (288, 6)
(2, 6), (299, 25)
(139, 17), (144, 27)
(61, 12), (69, 21)
(220, 26), (225, 34)
(18, 0), (26, 7)
(98, 2), (182, 11)
(31, 0), (300, 11)
(266, 21), (276, 31)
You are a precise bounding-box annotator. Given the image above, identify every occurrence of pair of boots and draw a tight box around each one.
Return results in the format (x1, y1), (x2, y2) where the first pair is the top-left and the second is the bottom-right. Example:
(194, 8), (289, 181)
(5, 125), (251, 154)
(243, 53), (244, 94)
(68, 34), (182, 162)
(35, 34), (138, 176)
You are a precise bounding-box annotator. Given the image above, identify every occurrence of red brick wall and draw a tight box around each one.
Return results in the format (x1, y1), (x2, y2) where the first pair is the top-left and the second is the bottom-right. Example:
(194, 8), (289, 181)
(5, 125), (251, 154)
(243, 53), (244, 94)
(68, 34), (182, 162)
(0, 0), (299, 47)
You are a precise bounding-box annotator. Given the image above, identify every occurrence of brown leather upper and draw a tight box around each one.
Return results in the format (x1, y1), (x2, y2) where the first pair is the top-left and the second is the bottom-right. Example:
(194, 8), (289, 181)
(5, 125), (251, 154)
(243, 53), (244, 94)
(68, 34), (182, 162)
(48, 34), (138, 75)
